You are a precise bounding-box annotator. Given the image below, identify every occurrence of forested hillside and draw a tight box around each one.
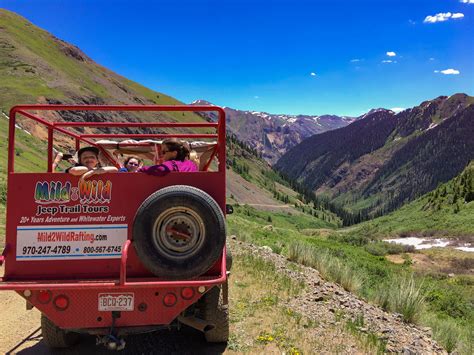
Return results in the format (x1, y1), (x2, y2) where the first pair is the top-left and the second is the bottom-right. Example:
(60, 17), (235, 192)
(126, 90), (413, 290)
(356, 161), (474, 237)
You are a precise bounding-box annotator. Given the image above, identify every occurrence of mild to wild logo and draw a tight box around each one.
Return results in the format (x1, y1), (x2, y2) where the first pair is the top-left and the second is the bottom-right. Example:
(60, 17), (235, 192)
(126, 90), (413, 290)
(34, 180), (113, 216)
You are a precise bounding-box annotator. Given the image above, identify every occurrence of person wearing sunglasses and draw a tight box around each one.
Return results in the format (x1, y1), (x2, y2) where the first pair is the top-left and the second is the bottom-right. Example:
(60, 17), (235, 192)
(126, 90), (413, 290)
(118, 156), (142, 173)
(139, 138), (198, 176)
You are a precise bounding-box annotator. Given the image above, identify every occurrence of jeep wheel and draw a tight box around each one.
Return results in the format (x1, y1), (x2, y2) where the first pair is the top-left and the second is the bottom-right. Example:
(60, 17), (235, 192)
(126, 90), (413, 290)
(133, 185), (226, 279)
(41, 314), (80, 348)
(200, 283), (229, 343)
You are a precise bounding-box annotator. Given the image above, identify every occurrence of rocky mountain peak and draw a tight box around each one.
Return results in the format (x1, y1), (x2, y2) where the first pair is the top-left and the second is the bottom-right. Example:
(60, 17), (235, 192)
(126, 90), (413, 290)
(191, 100), (357, 164)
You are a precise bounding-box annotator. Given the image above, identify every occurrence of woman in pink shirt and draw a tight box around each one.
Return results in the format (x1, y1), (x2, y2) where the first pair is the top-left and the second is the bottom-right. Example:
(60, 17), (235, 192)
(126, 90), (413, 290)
(139, 138), (198, 175)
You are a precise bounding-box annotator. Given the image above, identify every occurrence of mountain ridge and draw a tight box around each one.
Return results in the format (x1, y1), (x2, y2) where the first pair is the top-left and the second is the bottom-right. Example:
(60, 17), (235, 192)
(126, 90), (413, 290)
(191, 99), (357, 164)
(276, 93), (474, 219)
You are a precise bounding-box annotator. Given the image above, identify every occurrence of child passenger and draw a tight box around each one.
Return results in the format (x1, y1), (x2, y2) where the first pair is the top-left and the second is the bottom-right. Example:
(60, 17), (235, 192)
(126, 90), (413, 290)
(66, 146), (118, 179)
(139, 138), (198, 175)
(117, 155), (142, 172)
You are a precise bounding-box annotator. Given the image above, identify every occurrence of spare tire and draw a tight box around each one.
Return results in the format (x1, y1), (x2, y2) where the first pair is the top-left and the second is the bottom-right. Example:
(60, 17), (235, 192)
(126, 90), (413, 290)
(133, 185), (226, 279)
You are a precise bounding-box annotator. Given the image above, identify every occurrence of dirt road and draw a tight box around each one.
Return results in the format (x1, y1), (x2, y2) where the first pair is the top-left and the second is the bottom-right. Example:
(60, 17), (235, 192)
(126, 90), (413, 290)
(226, 170), (296, 212)
(0, 290), (225, 354)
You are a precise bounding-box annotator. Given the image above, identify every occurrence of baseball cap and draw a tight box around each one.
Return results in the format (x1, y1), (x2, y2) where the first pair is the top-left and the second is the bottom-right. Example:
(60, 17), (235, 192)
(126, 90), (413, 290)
(77, 146), (100, 158)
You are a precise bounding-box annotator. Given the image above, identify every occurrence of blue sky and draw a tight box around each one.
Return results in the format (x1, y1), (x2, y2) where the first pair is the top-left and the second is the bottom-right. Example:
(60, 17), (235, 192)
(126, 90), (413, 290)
(1, 0), (473, 116)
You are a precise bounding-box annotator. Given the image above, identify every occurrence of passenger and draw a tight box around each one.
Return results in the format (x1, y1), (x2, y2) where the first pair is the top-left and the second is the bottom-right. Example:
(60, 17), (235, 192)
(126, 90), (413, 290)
(118, 156), (142, 173)
(139, 138), (198, 175)
(66, 146), (118, 179)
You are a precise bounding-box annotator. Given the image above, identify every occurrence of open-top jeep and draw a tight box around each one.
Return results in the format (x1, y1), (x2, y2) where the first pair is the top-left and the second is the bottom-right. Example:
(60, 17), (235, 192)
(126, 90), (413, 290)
(0, 104), (229, 349)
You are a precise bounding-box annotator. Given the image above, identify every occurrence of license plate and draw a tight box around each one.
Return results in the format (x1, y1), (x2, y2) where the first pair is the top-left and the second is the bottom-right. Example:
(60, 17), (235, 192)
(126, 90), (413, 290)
(98, 293), (134, 311)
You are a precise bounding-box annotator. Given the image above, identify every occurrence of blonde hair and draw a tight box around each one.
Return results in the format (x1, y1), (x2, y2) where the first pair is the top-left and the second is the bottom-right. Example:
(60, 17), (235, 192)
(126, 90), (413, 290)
(189, 150), (200, 167)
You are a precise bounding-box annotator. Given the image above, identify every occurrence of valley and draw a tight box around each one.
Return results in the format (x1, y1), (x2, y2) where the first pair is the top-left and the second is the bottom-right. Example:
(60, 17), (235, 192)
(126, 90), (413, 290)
(0, 8), (473, 354)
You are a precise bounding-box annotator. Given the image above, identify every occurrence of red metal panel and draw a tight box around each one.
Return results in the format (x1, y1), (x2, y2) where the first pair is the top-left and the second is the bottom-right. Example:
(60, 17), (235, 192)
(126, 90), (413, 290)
(4, 172), (225, 280)
(19, 286), (209, 329)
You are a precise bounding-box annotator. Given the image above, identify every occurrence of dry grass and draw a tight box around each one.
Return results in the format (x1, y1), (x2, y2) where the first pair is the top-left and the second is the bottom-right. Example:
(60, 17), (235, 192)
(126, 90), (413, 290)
(287, 242), (363, 293)
(389, 276), (425, 323)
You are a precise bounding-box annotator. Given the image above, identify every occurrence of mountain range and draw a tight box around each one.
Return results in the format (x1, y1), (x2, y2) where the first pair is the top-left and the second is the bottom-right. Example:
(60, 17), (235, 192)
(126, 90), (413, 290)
(276, 93), (474, 218)
(191, 100), (356, 164)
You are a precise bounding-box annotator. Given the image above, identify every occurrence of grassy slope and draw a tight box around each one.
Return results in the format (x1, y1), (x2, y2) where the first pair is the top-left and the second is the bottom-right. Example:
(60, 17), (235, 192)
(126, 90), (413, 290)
(0, 9), (202, 123)
(352, 161), (474, 238)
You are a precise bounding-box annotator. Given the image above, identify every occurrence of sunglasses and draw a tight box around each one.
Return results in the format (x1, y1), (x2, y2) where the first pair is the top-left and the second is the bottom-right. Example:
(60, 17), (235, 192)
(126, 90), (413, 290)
(161, 150), (172, 154)
(127, 162), (139, 166)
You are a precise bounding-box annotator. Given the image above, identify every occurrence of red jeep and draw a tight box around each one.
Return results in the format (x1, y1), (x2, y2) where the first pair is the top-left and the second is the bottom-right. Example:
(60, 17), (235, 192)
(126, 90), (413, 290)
(0, 104), (229, 349)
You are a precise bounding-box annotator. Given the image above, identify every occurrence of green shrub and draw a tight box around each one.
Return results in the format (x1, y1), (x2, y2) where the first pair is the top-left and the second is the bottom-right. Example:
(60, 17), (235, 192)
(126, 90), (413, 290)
(364, 241), (415, 256)
(424, 287), (472, 319)
(365, 242), (388, 256)
(329, 232), (371, 246)
(337, 262), (364, 293)
(271, 243), (283, 255)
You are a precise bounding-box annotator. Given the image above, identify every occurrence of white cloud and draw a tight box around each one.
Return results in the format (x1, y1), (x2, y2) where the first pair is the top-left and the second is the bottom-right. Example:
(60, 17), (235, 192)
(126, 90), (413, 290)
(460, 0), (474, 4)
(408, 19), (416, 25)
(382, 60), (397, 63)
(350, 59), (361, 62)
(424, 12), (464, 23)
(386, 51), (396, 57)
(435, 68), (460, 75)
(310, 72), (317, 76)
(391, 107), (405, 113)
(429, 57), (435, 61)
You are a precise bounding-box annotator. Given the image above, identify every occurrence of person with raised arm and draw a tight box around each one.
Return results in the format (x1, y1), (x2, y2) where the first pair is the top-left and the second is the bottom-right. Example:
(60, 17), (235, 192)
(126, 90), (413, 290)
(66, 146), (118, 179)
